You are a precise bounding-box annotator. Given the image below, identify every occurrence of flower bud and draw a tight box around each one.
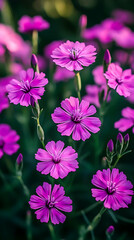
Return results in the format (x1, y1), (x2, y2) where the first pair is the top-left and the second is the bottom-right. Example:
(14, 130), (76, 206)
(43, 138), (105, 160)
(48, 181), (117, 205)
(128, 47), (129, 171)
(124, 133), (129, 143)
(107, 225), (115, 234)
(16, 153), (23, 175)
(107, 139), (114, 152)
(103, 49), (111, 72)
(31, 54), (39, 73)
(117, 132), (123, 143)
(17, 153), (23, 165)
(79, 15), (87, 29)
(37, 124), (44, 142)
(104, 49), (111, 65)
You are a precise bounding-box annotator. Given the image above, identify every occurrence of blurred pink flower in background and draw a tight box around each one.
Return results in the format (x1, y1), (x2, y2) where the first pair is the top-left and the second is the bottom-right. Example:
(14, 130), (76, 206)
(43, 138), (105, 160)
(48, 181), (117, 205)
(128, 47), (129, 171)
(92, 65), (106, 85)
(18, 16), (50, 33)
(82, 19), (124, 44)
(91, 168), (133, 210)
(35, 140), (78, 179)
(112, 9), (134, 24)
(51, 40), (96, 71)
(52, 97), (101, 141)
(7, 68), (48, 107)
(0, 94), (9, 113)
(44, 40), (63, 60)
(0, 24), (31, 58)
(113, 50), (129, 65)
(114, 107), (134, 133)
(0, 124), (20, 158)
(104, 63), (134, 97)
(29, 182), (72, 224)
(111, 27), (134, 49)
(54, 66), (75, 82)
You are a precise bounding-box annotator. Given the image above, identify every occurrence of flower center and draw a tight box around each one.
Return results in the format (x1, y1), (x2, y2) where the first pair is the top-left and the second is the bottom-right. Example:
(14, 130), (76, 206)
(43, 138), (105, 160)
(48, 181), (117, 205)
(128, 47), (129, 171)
(21, 80), (31, 93)
(71, 109), (82, 123)
(52, 156), (61, 164)
(106, 181), (116, 195)
(115, 78), (122, 85)
(46, 200), (54, 209)
(0, 139), (4, 149)
(70, 48), (78, 60)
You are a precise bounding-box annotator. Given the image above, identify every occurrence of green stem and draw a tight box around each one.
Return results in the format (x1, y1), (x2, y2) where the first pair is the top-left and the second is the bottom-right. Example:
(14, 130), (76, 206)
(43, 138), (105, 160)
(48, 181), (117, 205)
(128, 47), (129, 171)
(116, 214), (134, 224)
(74, 72), (81, 101)
(76, 201), (101, 216)
(32, 30), (38, 54)
(48, 223), (56, 240)
(86, 207), (106, 232)
(17, 177), (30, 199)
(26, 211), (32, 240)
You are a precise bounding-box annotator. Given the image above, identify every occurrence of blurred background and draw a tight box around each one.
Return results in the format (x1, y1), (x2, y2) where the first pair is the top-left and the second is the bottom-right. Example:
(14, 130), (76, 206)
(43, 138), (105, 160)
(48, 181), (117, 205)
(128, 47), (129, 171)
(0, 0), (134, 239)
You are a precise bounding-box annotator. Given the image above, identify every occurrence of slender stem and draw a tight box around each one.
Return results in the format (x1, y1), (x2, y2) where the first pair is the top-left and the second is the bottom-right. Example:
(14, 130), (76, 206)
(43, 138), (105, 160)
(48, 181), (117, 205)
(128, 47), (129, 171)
(76, 201), (101, 216)
(17, 177), (30, 199)
(74, 72), (81, 101)
(48, 223), (56, 240)
(112, 154), (120, 168)
(86, 207), (106, 232)
(32, 30), (38, 54)
(26, 211), (32, 240)
(116, 214), (134, 224)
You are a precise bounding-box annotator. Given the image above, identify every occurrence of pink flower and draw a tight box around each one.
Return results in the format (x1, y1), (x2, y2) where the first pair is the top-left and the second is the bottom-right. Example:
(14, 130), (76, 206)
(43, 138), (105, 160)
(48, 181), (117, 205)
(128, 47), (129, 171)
(82, 19), (123, 44)
(92, 66), (106, 85)
(54, 66), (75, 82)
(83, 85), (110, 108)
(29, 182), (72, 224)
(112, 9), (134, 25)
(111, 27), (134, 49)
(91, 168), (133, 210)
(51, 97), (101, 141)
(18, 16), (50, 33)
(114, 107), (134, 133)
(0, 94), (9, 113)
(104, 63), (134, 97)
(83, 85), (100, 108)
(7, 68), (48, 107)
(0, 124), (20, 158)
(51, 40), (96, 71)
(35, 140), (78, 179)
(44, 40), (63, 60)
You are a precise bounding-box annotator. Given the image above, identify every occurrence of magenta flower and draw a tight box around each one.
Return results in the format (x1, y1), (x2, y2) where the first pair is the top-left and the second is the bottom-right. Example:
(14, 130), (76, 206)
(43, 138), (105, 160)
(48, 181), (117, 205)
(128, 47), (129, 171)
(51, 40), (96, 71)
(91, 168), (133, 210)
(29, 182), (72, 224)
(0, 94), (9, 113)
(112, 9), (134, 25)
(7, 68), (48, 107)
(92, 66), (106, 86)
(44, 40), (63, 60)
(18, 16), (50, 33)
(83, 84), (110, 108)
(35, 140), (78, 179)
(0, 124), (20, 158)
(114, 107), (134, 133)
(104, 63), (134, 97)
(54, 66), (75, 82)
(51, 97), (101, 141)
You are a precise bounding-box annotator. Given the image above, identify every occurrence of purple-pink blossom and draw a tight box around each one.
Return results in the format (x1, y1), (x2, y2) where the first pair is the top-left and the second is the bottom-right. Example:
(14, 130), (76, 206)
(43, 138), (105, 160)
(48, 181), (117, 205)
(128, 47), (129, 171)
(92, 66), (106, 86)
(18, 16), (50, 33)
(51, 97), (101, 141)
(0, 93), (9, 113)
(0, 124), (20, 158)
(91, 168), (133, 210)
(114, 107), (134, 133)
(54, 66), (75, 82)
(29, 182), (72, 224)
(7, 68), (48, 107)
(104, 63), (134, 97)
(35, 140), (78, 179)
(51, 40), (96, 71)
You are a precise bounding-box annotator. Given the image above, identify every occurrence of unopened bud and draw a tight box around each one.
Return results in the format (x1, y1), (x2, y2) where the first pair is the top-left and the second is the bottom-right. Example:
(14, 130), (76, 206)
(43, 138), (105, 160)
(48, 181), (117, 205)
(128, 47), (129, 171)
(124, 133), (129, 143)
(103, 49), (111, 72)
(31, 54), (39, 73)
(117, 133), (123, 143)
(16, 153), (23, 175)
(79, 15), (87, 29)
(37, 124), (44, 142)
(107, 139), (114, 152)
(107, 225), (115, 234)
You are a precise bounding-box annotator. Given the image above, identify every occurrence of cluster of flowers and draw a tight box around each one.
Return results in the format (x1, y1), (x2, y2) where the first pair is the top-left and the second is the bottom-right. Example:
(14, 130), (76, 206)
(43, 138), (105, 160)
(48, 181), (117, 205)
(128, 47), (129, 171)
(1, 11), (134, 228)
